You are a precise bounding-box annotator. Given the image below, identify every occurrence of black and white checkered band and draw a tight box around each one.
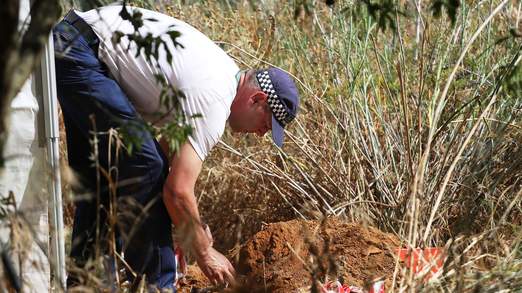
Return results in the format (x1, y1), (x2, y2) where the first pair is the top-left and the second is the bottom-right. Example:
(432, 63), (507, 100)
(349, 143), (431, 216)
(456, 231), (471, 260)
(256, 71), (294, 126)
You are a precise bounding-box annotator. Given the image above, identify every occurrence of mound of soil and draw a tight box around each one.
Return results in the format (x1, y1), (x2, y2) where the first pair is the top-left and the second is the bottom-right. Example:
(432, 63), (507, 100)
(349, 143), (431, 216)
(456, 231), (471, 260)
(179, 217), (400, 292)
(238, 218), (400, 292)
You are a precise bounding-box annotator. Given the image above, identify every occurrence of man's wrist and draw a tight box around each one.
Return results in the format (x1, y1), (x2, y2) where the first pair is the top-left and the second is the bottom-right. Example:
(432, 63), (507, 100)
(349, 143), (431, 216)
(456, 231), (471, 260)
(190, 222), (212, 257)
(193, 241), (212, 260)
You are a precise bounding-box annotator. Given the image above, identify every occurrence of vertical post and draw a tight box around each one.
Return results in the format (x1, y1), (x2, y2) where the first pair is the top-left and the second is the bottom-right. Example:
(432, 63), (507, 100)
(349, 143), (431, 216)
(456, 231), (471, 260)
(40, 32), (66, 290)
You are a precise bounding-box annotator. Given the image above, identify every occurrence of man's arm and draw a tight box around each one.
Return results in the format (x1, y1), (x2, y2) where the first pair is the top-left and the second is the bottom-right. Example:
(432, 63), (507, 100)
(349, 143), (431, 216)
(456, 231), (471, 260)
(162, 142), (235, 284)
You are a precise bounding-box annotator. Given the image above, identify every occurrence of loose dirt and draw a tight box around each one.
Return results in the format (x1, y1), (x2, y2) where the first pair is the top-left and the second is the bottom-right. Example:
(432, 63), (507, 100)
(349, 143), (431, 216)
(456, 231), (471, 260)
(179, 217), (400, 292)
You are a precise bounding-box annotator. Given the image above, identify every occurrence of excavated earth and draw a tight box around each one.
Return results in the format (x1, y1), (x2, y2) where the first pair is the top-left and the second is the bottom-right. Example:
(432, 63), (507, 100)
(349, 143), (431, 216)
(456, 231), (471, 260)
(179, 217), (400, 292)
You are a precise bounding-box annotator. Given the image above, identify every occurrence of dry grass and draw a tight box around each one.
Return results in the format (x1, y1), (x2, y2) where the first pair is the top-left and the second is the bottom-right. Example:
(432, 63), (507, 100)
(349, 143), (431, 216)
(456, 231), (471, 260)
(1, 0), (520, 291)
(160, 0), (522, 291)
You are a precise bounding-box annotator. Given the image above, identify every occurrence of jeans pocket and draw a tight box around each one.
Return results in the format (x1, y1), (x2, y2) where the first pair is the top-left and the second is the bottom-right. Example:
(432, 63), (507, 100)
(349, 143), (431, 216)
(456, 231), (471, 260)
(54, 31), (71, 53)
(54, 31), (83, 68)
(53, 22), (78, 51)
(54, 23), (95, 61)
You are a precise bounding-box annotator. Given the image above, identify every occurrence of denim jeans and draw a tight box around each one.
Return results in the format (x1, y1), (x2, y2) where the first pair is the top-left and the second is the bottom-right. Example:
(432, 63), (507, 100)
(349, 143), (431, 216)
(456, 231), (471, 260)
(53, 19), (176, 290)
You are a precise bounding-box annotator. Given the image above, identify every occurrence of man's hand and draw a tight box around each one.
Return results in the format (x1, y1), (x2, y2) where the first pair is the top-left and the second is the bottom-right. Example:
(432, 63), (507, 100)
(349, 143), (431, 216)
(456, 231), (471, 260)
(195, 247), (235, 286)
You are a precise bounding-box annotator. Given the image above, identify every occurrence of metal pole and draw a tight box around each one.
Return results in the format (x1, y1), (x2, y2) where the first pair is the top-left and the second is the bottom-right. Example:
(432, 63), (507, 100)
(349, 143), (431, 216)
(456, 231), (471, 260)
(40, 32), (67, 290)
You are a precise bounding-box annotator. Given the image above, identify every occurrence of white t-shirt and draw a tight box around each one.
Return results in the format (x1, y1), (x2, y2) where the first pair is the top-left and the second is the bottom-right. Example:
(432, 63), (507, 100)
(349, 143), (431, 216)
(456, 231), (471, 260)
(77, 6), (239, 161)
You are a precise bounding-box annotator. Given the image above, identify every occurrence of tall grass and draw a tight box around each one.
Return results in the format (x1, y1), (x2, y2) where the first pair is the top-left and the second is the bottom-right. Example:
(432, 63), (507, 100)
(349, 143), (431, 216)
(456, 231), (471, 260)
(161, 0), (521, 291)
(3, 0), (517, 291)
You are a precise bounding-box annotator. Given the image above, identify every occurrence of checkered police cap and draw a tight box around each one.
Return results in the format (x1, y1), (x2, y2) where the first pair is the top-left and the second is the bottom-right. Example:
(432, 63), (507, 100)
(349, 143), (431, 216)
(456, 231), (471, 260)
(255, 67), (300, 147)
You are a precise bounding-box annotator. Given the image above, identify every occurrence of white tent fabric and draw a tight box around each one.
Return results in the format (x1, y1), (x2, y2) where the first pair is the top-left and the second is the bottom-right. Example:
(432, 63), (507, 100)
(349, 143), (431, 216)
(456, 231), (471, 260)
(0, 77), (50, 292)
(0, 0), (51, 291)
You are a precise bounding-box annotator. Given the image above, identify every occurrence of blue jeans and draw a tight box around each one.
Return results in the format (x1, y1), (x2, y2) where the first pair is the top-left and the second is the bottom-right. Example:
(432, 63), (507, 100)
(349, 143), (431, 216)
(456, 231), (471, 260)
(53, 19), (176, 290)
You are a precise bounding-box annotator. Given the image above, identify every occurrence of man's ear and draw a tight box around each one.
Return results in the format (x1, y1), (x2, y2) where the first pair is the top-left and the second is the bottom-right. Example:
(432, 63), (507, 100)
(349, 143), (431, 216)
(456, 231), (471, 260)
(252, 91), (268, 103)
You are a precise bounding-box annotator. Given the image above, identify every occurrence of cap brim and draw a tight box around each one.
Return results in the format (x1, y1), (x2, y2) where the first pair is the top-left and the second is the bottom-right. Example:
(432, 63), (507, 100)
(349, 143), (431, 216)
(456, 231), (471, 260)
(271, 115), (284, 147)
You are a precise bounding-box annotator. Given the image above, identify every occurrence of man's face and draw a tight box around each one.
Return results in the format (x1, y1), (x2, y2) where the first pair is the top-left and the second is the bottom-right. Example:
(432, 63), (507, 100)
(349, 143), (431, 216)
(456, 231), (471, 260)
(229, 81), (273, 136)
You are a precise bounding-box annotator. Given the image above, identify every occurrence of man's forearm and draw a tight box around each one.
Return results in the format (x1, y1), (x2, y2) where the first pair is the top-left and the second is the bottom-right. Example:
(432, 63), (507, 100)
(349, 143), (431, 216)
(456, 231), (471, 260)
(162, 185), (211, 257)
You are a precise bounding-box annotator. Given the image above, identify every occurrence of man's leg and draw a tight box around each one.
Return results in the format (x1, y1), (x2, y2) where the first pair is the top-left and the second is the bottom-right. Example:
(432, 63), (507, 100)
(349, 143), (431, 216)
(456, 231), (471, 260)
(53, 20), (176, 289)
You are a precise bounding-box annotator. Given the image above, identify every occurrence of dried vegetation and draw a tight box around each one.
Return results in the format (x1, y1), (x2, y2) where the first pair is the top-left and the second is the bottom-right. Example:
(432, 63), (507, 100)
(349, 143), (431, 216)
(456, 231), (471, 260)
(168, 0), (522, 291)
(2, 0), (521, 291)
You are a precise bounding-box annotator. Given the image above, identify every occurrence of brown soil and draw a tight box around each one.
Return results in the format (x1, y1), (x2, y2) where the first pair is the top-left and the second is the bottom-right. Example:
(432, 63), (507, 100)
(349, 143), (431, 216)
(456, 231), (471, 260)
(179, 217), (400, 292)
(177, 265), (213, 292)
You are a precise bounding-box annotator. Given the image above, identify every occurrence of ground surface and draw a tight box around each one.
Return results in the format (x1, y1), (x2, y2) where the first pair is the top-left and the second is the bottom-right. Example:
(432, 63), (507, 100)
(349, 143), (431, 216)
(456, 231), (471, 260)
(179, 217), (400, 292)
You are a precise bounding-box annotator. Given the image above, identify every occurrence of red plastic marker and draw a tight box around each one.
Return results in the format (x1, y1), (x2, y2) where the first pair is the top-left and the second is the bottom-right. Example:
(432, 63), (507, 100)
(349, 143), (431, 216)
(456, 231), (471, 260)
(397, 247), (444, 280)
